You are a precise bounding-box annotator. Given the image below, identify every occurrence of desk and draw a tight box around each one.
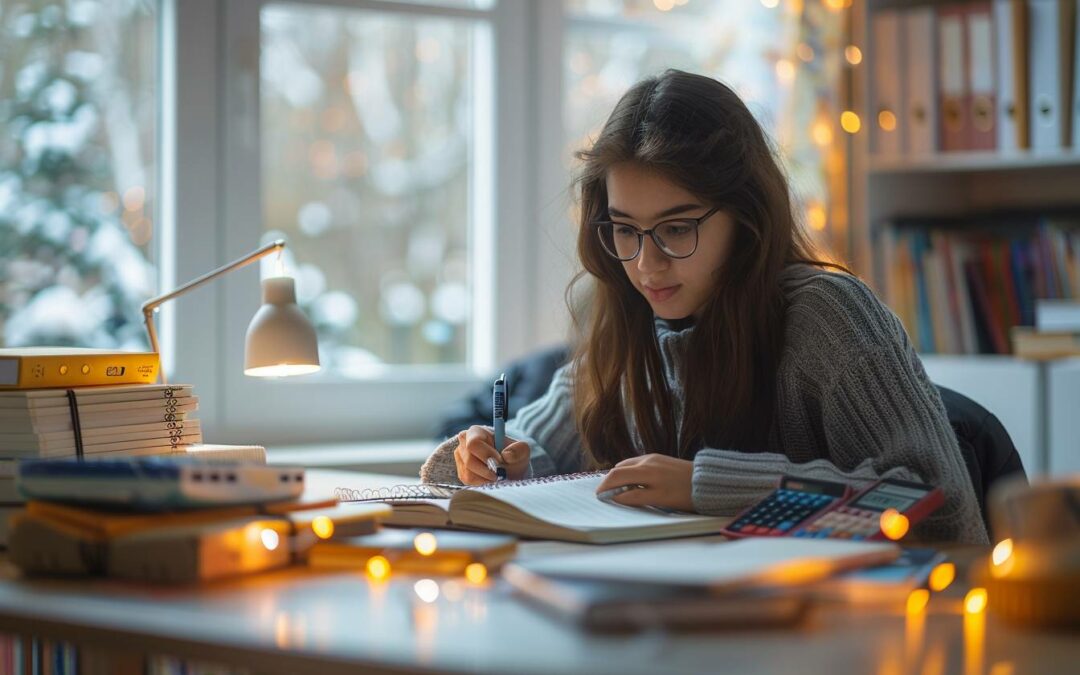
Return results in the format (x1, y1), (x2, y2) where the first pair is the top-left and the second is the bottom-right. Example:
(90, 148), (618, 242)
(1, 470), (1077, 675)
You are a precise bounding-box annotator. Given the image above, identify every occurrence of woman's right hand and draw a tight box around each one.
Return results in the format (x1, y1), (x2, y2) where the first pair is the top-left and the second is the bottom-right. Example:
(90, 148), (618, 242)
(453, 425), (531, 485)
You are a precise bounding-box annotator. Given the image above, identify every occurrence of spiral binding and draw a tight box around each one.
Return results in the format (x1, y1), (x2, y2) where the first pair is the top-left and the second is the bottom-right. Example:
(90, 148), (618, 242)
(334, 470), (607, 502)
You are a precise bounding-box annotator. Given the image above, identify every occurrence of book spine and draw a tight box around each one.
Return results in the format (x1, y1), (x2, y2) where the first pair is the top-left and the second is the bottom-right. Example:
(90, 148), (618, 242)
(0, 353), (160, 390)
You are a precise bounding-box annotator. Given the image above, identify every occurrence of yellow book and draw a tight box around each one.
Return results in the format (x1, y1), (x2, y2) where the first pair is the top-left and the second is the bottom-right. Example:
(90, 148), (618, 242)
(0, 348), (159, 389)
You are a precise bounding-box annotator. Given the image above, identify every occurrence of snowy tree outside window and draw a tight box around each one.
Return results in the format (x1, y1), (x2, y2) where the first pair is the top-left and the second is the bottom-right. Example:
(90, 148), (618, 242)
(0, 0), (158, 350)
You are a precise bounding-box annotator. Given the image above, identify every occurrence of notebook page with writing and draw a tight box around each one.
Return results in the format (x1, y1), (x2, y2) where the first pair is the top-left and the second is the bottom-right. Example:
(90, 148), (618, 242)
(450, 473), (729, 543)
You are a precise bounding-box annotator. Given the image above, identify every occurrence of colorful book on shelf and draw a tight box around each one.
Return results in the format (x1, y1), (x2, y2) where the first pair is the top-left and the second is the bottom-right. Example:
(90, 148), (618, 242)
(1011, 327), (1080, 359)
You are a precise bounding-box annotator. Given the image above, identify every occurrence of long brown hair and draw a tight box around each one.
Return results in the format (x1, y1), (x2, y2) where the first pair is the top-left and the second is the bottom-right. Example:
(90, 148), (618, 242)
(569, 69), (842, 468)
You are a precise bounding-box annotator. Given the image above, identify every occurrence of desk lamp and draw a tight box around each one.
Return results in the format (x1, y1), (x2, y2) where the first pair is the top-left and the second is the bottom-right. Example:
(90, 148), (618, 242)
(141, 240), (320, 383)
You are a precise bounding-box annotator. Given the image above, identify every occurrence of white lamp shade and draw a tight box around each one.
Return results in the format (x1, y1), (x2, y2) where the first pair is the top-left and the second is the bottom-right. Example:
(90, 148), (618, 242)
(244, 277), (321, 377)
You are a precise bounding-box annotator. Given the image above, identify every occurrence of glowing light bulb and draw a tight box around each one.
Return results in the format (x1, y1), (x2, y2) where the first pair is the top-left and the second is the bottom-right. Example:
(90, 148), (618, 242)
(260, 528), (280, 551)
(414, 532), (438, 556)
(845, 45), (863, 65)
(879, 508), (910, 540)
(878, 110), (898, 131)
(465, 563), (488, 584)
(992, 539), (1013, 567)
(366, 555), (391, 581)
(840, 111), (861, 134)
(906, 588), (930, 615)
(964, 587), (988, 614)
(760, 0), (779, 8)
(311, 516), (334, 540)
(928, 562), (956, 592)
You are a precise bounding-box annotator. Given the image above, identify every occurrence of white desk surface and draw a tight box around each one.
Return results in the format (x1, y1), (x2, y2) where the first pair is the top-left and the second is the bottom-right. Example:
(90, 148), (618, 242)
(0, 470), (1077, 675)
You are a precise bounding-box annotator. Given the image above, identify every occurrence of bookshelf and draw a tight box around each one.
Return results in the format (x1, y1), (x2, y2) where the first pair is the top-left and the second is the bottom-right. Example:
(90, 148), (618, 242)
(851, 0), (1080, 475)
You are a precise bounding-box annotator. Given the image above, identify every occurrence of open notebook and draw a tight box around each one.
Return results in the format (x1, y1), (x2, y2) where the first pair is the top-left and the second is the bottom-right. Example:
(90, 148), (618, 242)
(334, 472), (732, 544)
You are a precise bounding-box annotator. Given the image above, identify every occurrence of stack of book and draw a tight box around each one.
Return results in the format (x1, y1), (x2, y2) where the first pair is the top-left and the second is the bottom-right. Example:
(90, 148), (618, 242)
(1012, 299), (1080, 359)
(0, 383), (203, 460)
(0, 348), (267, 545)
(7, 459), (391, 583)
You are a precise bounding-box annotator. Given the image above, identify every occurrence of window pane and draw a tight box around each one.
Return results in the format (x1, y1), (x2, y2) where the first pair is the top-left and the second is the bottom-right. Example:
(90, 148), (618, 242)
(261, 4), (480, 375)
(0, 0), (158, 349)
(564, 1), (847, 257)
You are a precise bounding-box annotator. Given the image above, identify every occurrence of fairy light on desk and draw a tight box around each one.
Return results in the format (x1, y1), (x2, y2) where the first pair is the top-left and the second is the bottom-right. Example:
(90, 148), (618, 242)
(141, 239), (320, 383)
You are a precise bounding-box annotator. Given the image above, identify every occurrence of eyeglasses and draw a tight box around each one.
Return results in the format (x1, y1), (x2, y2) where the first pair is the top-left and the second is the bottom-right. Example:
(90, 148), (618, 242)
(593, 206), (721, 261)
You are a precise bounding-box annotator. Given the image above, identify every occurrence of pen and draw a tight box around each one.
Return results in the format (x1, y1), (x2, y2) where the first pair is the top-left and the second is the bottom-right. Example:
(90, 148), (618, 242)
(492, 374), (507, 480)
(596, 484), (646, 503)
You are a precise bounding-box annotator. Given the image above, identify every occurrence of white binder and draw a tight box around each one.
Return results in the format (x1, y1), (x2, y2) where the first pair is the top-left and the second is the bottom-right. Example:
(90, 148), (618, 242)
(1074, 0), (1080, 151)
(904, 8), (938, 156)
(994, 0), (1028, 150)
(872, 10), (905, 157)
(1028, 0), (1071, 152)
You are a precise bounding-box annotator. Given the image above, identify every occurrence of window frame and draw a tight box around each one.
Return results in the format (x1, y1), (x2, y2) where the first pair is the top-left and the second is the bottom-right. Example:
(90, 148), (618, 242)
(164, 0), (571, 443)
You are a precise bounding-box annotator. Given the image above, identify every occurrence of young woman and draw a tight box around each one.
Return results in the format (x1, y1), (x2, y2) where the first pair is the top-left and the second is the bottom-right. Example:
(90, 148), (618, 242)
(420, 69), (987, 544)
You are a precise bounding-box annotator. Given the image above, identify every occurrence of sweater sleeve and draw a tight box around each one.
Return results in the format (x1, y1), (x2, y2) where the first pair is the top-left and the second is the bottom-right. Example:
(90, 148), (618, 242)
(692, 275), (989, 545)
(692, 344), (988, 544)
(419, 364), (586, 483)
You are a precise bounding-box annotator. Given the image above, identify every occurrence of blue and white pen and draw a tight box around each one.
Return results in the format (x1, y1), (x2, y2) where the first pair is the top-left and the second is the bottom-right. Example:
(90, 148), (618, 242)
(492, 373), (507, 480)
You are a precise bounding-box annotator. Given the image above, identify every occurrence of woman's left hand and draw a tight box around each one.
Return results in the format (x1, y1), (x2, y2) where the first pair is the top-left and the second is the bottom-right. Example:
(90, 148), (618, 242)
(595, 453), (696, 512)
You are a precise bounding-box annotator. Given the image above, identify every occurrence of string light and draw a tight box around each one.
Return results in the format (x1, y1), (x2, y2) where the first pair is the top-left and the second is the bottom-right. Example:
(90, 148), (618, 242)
(311, 516), (334, 540)
(840, 111), (861, 134)
(775, 59), (796, 83)
(807, 203), (827, 231)
(992, 539), (1013, 567)
(812, 119), (834, 146)
(260, 528), (280, 551)
(844, 45), (863, 65)
(414, 579), (440, 603)
(879, 508), (910, 540)
(796, 43), (815, 63)
(928, 562), (956, 592)
(906, 588), (930, 615)
(366, 555), (391, 581)
(465, 563), (488, 584)
(878, 110), (897, 131)
(414, 532), (439, 556)
(964, 588), (988, 614)
(653, 0), (675, 11)
(760, 0), (779, 7)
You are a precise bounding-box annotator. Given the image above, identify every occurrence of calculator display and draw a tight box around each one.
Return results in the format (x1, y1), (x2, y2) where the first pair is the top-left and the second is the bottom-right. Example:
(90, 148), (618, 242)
(850, 482), (928, 512)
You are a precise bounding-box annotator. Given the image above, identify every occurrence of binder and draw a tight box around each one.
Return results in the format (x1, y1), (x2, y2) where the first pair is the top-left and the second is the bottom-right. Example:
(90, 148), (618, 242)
(1028, 0), (1075, 152)
(967, 2), (998, 150)
(872, 10), (905, 157)
(994, 0), (1030, 150)
(904, 8), (938, 155)
(1074, 0), (1080, 150)
(938, 5), (970, 151)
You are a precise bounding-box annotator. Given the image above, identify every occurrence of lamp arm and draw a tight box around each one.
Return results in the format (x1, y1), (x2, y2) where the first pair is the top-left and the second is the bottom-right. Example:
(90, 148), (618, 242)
(141, 239), (287, 358)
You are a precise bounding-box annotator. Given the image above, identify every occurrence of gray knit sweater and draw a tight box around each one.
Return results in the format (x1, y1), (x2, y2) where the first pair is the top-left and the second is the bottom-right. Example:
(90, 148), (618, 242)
(420, 265), (989, 544)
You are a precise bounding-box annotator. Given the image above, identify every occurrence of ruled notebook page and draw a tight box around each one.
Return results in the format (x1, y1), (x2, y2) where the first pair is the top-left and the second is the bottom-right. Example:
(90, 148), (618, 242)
(453, 473), (718, 532)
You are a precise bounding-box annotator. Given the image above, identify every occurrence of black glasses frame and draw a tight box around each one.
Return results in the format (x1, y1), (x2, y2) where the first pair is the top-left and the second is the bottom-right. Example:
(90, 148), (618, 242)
(592, 205), (722, 261)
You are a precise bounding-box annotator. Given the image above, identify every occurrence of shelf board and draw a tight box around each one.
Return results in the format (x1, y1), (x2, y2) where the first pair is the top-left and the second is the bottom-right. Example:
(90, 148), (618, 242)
(868, 150), (1080, 175)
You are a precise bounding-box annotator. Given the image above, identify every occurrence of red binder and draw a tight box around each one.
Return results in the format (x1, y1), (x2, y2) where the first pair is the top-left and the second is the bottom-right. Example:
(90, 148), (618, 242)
(938, 4), (971, 151)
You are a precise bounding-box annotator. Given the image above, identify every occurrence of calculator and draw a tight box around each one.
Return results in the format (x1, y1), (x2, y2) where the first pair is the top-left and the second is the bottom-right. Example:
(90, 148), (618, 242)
(722, 476), (852, 538)
(790, 478), (944, 541)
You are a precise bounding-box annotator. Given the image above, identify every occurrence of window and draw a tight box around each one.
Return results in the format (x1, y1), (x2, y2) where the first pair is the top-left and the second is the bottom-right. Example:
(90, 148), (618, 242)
(0, 0), (158, 349)
(169, 0), (848, 442)
(562, 0), (848, 258)
(260, 3), (485, 376)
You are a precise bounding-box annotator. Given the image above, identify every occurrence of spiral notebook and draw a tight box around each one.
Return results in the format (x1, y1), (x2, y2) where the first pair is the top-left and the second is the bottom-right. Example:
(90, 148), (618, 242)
(334, 472), (731, 544)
